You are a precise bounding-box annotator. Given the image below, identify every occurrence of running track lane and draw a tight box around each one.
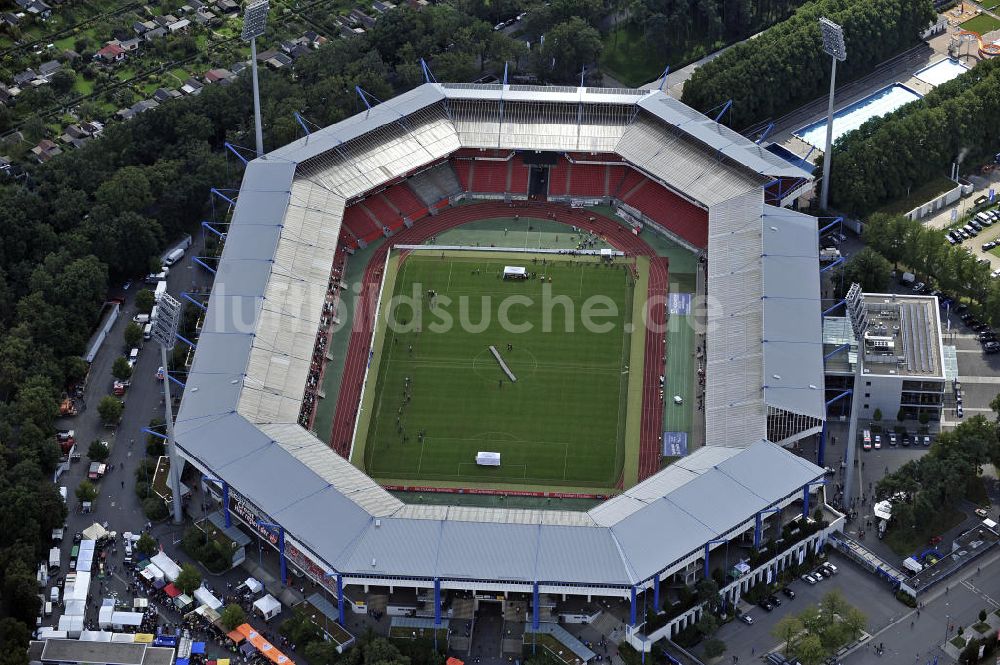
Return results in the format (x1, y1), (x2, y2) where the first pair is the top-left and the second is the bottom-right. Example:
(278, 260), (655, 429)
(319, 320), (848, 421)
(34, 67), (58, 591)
(328, 201), (670, 483)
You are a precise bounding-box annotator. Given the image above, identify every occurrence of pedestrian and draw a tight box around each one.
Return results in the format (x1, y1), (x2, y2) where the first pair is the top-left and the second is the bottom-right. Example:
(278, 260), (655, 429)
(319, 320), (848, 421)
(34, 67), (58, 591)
(498, 379), (503, 389)
(121, 480), (125, 489)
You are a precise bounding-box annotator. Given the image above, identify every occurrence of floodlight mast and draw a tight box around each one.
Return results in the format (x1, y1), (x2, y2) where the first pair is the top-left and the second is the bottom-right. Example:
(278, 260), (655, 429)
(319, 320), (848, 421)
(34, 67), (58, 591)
(151, 293), (185, 524)
(819, 17), (846, 211)
(242, 0), (269, 157)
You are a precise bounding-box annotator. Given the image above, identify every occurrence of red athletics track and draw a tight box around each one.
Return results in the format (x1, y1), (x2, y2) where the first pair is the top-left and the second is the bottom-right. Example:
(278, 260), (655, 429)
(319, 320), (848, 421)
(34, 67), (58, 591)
(328, 201), (673, 484)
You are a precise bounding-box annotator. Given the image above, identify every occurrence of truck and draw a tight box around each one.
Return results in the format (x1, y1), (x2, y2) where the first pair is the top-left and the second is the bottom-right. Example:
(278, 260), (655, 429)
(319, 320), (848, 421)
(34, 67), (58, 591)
(55, 430), (75, 454)
(819, 248), (841, 262)
(163, 247), (185, 267)
(154, 280), (168, 302)
(87, 462), (107, 480)
(113, 380), (129, 396)
(59, 397), (78, 416)
(48, 547), (61, 572)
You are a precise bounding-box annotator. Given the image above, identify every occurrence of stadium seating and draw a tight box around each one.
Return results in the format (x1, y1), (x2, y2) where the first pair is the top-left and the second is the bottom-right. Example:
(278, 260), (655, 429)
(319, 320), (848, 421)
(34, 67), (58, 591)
(452, 159), (473, 191)
(612, 167), (646, 198)
(470, 160), (508, 193)
(567, 163), (607, 197)
(546, 158), (570, 196)
(343, 204), (384, 243)
(362, 194), (404, 232)
(566, 152), (622, 163)
(509, 155), (530, 194)
(408, 162), (463, 205)
(622, 176), (708, 247)
(383, 183), (427, 220)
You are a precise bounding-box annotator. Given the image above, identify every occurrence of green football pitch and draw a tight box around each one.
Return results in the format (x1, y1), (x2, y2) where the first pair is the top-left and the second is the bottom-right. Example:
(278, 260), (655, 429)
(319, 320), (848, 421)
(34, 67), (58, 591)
(352, 251), (640, 493)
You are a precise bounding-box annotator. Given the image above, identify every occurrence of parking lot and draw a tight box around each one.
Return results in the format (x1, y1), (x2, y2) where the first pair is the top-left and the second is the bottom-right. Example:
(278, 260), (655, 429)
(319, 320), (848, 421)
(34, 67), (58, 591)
(709, 552), (904, 662)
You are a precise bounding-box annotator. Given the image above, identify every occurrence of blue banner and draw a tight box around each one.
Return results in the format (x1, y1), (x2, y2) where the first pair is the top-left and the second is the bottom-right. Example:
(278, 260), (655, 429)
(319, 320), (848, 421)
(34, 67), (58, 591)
(662, 432), (688, 457)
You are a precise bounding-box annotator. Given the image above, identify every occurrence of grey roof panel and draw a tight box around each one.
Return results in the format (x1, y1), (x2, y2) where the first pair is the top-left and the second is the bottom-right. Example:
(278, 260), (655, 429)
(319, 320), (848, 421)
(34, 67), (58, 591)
(666, 469), (770, 534)
(714, 440), (822, 500)
(436, 521), (538, 581)
(535, 525), (633, 585)
(335, 518), (441, 577)
(611, 498), (715, 579)
(276, 486), (372, 562)
(176, 412), (272, 468)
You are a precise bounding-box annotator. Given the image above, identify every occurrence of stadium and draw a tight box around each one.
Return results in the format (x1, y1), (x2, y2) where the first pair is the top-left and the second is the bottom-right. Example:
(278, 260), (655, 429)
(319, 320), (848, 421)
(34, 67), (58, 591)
(175, 82), (843, 648)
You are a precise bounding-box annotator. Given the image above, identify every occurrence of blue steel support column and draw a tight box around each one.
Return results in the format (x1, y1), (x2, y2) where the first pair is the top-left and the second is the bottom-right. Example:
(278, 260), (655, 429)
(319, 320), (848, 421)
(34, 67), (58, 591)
(222, 482), (231, 528)
(704, 542), (711, 579)
(754, 512), (763, 548)
(278, 528), (287, 585)
(652, 574), (660, 611)
(337, 574), (345, 625)
(802, 485), (810, 519)
(818, 423), (827, 467)
(629, 586), (637, 626)
(532, 582), (540, 629)
(434, 578), (441, 625)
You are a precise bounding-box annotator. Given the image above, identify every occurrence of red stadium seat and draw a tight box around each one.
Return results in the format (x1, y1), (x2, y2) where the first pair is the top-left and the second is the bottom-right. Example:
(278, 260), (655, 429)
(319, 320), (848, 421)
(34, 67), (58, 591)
(383, 184), (427, 220)
(452, 159), (473, 191)
(343, 204), (383, 241)
(567, 163), (607, 197)
(547, 158), (570, 196)
(509, 155), (530, 194)
(621, 173), (708, 247)
(470, 160), (508, 193)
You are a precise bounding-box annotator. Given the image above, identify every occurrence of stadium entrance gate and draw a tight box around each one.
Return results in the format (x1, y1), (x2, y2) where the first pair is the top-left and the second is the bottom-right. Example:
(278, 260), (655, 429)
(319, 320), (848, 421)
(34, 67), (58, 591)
(522, 151), (556, 200)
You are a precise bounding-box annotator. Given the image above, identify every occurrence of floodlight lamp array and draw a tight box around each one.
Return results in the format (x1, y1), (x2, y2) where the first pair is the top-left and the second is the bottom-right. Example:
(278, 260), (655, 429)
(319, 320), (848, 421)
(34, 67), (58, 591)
(152, 293), (183, 350)
(241, 0), (269, 41)
(819, 17), (847, 61)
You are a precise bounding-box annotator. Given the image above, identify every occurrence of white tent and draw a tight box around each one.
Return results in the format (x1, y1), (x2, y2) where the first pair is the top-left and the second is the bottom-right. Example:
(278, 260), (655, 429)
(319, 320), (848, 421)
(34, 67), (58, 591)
(150, 552), (181, 581)
(66, 572), (91, 603)
(253, 594), (282, 620)
(502, 266), (527, 279)
(243, 577), (264, 594)
(36, 628), (68, 640)
(99, 605), (115, 629)
(82, 523), (110, 541)
(58, 614), (84, 638)
(112, 633), (137, 643)
(77, 548), (94, 573)
(194, 586), (223, 610)
(64, 600), (86, 618)
(80, 630), (114, 642)
(111, 612), (144, 629)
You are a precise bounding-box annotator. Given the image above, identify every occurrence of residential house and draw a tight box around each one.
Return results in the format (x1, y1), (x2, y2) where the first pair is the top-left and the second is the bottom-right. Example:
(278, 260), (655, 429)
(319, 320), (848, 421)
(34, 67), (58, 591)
(193, 8), (216, 24)
(15, 0), (51, 18)
(0, 86), (12, 105)
(131, 99), (159, 114)
(266, 52), (292, 69)
(179, 4), (193, 13)
(37, 60), (60, 78)
(339, 23), (364, 38)
(349, 8), (375, 27)
(371, 0), (395, 13)
(120, 37), (141, 52)
(0, 156), (11, 174)
(80, 120), (103, 136)
(95, 42), (126, 62)
(62, 49), (80, 61)
(230, 61), (247, 76)
(288, 43), (310, 60)
(255, 48), (278, 62)
(115, 107), (135, 121)
(154, 14), (178, 26)
(167, 18), (190, 32)
(180, 77), (203, 95)
(30, 139), (61, 163)
(279, 39), (297, 54)
(214, 0), (238, 12)
(144, 26), (167, 40)
(203, 68), (233, 84)
(2, 12), (20, 27)
(152, 87), (181, 102)
(13, 69), (37, 86)
(61, 124), (90, 141)
(132, 20), (149, 34)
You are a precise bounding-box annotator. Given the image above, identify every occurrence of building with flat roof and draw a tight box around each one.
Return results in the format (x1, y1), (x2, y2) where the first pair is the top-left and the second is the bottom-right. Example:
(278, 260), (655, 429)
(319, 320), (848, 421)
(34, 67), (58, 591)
(824, 292), (946, 422)
(32, 639), (174, 665)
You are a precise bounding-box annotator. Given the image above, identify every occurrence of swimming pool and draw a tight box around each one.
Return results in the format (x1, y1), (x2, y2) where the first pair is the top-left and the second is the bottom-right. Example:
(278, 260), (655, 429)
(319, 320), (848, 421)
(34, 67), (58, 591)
(914, 58), (970, 86)
(795, 84), (922, 149)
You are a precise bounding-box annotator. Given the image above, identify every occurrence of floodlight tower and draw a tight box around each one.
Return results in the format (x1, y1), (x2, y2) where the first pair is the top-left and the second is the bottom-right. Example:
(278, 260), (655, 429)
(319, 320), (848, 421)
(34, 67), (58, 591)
(151, 292), (185, 524)
(842, 282), (867, 509)
(242, 0), (269, 157)
(818, 17), (846, 211)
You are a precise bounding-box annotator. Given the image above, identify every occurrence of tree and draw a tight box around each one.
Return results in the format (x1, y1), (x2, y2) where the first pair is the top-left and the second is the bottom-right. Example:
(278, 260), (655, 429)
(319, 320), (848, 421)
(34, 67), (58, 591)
(124, 321), (143, 348)
(841, 248), (892, 293)
(793, 634), (826, 665)
(76, 479), (98, 503)
(95, 165), (153, 215)
(842, 606), (867, 640)
(872, 408), (882, 423)
(98, 395), (124, 425)
(990, 392), (1000, 422)
(87, 439), (109, 461)
(703, 638), (726, 658)
(136, 532), (157, 557)
(50, 69), (76, 96)
(773, 615), (804, 654)
(533, 17), (603, 83)
(220, 604), (246, 631)
(694, 612), (718, 636)
(175, 563), (202, 595)
(135, 289), (155, 314)
(112, 356), (133, 381)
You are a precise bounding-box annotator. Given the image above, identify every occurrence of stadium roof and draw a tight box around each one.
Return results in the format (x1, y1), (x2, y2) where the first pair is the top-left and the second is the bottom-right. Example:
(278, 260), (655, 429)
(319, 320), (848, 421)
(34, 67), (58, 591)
(175, 83), (824, 589)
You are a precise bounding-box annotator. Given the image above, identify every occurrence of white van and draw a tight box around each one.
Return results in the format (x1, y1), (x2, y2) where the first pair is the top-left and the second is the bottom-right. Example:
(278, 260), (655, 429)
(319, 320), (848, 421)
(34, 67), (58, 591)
(128, 348), (139, 367)
(59, 486), (67, 503)
(133, 313), (150, 325)
(49, 586), (59, 603)
(43, 601), (53, 617)
(163, 247), (185, 266)
(143, 323), (152, 341)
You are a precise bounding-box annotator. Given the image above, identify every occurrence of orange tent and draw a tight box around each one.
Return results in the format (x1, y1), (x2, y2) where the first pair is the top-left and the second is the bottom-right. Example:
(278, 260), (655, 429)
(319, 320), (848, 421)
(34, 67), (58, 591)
(234, 624), (295, 665)
(447, 659), (465, 665)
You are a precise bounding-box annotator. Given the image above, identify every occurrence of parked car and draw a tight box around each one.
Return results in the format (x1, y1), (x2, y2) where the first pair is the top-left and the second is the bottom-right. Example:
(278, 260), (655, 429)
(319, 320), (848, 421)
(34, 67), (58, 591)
(781, 587), (796, 599)
(922, 435), (932, 447)
(901, 432), (911, 446)
(801, 573), (818, 584)
(821, 562), (838, 575)
(984, 342), (1000, 354)
(873, 434), (882, 449)
(912, 282), (925, 292)
(758, 599), (775, 611)
(975, 508), (989, 518)
(888, 432), (897, 446)
(740, 613), (754, 625)
(767, 594), (782, 606)
(814, 567), (830, 579)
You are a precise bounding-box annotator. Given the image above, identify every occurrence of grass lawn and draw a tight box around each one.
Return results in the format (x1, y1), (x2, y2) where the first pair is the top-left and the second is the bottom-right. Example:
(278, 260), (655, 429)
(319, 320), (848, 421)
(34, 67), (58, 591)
(983, 0), (1000, 10)
(961, 13), (1000, 34)
(355, 252), (637, 493)
(600, 26), (668, 87)
(877, 176), (957, 215)
(883, 506), (965, 556)
(54, 35), (77, 50)
(72, 75), (95, 95)
(167, 67), (190, 82)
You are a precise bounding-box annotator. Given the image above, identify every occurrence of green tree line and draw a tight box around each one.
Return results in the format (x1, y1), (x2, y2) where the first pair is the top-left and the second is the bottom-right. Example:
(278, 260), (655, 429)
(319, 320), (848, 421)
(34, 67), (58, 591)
(829, 58), (1000, 215)
(680, 0), (935, 130)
